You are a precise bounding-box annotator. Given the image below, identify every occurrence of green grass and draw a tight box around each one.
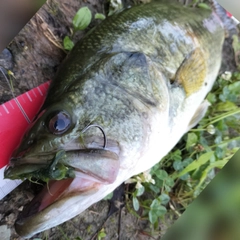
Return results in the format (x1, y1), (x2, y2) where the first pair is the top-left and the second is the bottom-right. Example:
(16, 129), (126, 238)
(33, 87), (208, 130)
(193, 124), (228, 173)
(126, 71), (240, 234)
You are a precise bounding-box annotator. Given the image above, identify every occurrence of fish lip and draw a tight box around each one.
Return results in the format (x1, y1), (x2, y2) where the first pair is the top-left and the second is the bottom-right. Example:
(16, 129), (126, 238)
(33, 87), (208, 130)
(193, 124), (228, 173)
(9, 153), (56, 166)
(5, 147), (120, 182)
(4, 153), (57, 180)
(5, 137), (121, 180)
(16, 178), (74, 221)
(14, 175), (103, 237)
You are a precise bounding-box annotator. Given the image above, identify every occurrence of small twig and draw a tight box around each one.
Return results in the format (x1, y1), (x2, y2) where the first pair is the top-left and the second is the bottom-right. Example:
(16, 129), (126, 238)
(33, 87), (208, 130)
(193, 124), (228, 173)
(89, 210), (100, 215)
(169, 201), (181, 217)
(36, 13), (66, 52)
(118, 207), (122, 240)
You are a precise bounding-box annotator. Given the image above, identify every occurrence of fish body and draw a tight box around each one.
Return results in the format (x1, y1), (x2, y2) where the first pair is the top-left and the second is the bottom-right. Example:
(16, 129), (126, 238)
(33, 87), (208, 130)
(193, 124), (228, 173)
(4, 1), (224, 237)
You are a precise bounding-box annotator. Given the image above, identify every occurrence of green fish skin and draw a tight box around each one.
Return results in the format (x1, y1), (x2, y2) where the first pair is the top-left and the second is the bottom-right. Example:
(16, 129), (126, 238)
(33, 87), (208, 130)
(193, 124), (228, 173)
(4, 1), (224, 237)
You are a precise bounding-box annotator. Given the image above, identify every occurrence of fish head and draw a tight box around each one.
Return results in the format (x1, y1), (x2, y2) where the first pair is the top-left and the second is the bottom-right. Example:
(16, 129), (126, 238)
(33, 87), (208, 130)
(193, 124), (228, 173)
(4, 81), (127, 237)
(5, 51), (164, 183)
(4, 51), (168, 238)
(5, 86), (124, 183)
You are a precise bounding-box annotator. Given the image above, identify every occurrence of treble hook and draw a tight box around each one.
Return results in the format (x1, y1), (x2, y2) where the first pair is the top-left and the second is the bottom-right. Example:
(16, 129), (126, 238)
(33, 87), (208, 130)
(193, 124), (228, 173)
(82, 124), (107, 149)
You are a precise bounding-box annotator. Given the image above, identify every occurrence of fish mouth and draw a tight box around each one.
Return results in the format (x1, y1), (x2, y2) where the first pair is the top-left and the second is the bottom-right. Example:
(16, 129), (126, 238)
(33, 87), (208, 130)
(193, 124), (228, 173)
(5, 148), (120, 183)
(14, 174), (103, 237)
(4, 148), (120, 237)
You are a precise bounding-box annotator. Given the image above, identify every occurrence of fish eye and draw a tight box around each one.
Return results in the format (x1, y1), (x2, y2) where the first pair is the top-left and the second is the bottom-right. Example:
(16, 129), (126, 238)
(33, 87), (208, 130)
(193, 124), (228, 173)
(48, 111), (71, 135)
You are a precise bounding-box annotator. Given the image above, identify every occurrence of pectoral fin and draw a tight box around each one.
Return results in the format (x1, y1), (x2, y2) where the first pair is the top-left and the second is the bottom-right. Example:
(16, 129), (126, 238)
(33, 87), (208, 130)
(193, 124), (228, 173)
(187, 100), (210, 131)
(175, 48), (207, 96)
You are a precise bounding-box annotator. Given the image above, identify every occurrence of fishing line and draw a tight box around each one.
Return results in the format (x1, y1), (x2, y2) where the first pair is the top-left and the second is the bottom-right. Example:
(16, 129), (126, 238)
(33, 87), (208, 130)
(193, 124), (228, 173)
(0, 66), (31, 123)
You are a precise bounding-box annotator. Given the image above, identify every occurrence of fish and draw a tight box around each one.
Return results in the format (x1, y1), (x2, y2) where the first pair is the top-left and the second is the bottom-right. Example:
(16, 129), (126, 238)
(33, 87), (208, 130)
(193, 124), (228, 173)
(4, 0), (225, 237)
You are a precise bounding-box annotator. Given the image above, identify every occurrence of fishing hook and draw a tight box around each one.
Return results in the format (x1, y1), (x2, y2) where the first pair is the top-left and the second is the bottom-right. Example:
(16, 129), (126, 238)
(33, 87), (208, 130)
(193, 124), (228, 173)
(82, 124), (107, 149)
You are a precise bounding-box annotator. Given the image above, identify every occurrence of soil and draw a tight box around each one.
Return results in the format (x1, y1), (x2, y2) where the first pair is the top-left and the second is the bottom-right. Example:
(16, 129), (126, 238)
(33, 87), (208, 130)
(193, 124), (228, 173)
(0, 0), (239, 240)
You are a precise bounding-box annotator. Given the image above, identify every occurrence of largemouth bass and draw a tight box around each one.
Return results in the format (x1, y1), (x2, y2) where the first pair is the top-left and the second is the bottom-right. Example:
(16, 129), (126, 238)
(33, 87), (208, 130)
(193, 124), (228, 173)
(4, 0), (224, 237)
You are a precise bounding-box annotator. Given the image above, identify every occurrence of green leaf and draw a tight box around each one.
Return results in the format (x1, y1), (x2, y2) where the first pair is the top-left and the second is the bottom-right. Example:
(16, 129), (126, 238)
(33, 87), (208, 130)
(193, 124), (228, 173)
(215, 146), (225, 159)
(164, 184), (172, 192)
(136, 186), (145, 196)
(165, 177), (175, 188)
(154, 169), (168, 180)
(194, 158), (228, 194)
(179, 173), (190, 181)
(97, 229), (106, 240)
(207, 158), (229, 169)
(219, 85), (232, 102)
(98, 232), (106, 239)
(217, 120), (227, 131)
(215, 101), (238, 112)
(149, 210), (158, 224)
(73, 6), (92, 31)
(158, 193), (170, 205)
(186, 132), (198, 150)
(197, 3), (211, 10)
(182, 158), (193, 167)
(173, 160), (183, 171)
(228, 79), (240, 94)
(175, 151), (214, 178)
(63, 36), (74, 51)
(214, 135), (222, 144)
(207, 92), (217, 104)
(133, 197), (139, 211)
(95, 13), (106, 20)
(103, 192), (113, 200)
(149, 182), (162, 194)
(149, 199), (167, 224)
(170, 149), (182, 161)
